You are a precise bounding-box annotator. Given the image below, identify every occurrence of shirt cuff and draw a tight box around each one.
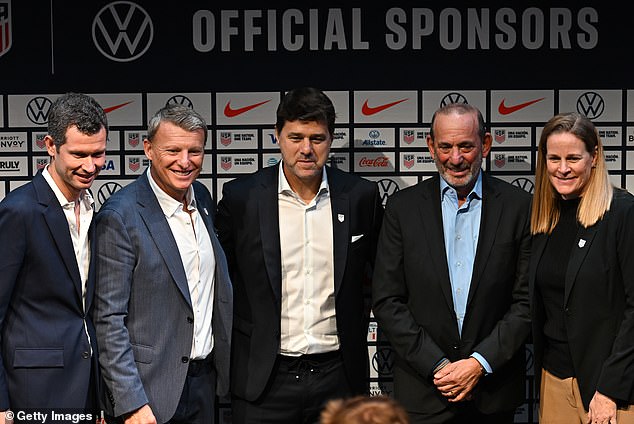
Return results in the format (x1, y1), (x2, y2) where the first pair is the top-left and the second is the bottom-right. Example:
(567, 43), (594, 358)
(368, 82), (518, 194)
(470, 352), (492, 375)
(432, 357), (451, 375)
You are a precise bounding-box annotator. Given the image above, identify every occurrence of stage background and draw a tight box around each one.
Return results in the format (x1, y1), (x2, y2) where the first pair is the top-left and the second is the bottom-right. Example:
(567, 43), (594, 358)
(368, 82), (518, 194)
(2, 1), (633, 422)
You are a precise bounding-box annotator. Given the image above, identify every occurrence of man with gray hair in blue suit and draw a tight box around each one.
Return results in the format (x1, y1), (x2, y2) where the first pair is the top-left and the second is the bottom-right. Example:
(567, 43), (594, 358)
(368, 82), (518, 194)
(94, 104), (232, 424)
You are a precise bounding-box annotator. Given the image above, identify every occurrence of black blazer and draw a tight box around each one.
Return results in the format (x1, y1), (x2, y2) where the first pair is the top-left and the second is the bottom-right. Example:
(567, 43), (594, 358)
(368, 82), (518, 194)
(216, 164), (383, 401)
(0, 171), (98, 409)
(529, 188), (634, 409)
(372, 173), (531, 415)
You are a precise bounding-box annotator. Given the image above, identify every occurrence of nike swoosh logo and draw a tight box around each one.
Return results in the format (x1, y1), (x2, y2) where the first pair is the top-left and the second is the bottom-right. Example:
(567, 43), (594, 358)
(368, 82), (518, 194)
(103, 101), (134, 113)
(361, 98), (408, 116)
(224, 99), (271, 117)
(498, 97), (545, 115)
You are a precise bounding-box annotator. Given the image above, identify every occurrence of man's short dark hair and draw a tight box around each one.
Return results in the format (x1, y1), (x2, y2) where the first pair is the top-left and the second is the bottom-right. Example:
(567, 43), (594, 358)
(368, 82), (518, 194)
(47, 92), (108, 149)
(275, 87), (336, 137)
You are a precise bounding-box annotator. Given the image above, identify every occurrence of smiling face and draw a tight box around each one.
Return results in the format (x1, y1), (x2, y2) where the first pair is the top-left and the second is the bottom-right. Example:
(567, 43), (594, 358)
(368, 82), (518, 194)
(144, 121), (205, 202)
(427, 110), (491, 199)
(45, 125), (107, 202)
(276, 119), (332, 193)
(545, 131), (597, 199)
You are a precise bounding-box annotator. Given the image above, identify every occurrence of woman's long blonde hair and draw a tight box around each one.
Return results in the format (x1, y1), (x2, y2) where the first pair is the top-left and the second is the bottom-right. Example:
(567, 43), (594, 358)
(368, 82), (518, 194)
(531, 112), (612, 234)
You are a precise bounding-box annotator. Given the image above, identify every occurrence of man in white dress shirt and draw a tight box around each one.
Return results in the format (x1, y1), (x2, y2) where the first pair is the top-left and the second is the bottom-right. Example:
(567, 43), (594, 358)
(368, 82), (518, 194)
(94, 105), (232, 424)
(0, 93), (108, 418)
(216, 87), (384, 424)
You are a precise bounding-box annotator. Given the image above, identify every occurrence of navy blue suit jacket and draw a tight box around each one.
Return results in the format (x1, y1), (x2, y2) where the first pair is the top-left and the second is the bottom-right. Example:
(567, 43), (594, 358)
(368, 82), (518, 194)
(0, 171), (97, 409)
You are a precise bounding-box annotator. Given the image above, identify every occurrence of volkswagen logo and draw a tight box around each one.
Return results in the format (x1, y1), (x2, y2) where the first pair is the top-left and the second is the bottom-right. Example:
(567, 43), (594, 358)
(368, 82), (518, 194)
(92, 1), (153, 62)
(26, 96), (53, 125)
(440, 92), (468, 107)
(511, 177), (534, 194)
(97, 181), (123, 207)
(166, 95), (194, 108)
(576, 92), (605, 120)
(372, 347), (394, 376)
(376, 179), (400, 207)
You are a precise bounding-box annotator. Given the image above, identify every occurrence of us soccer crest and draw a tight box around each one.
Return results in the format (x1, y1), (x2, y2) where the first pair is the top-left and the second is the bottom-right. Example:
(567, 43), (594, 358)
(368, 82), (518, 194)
(128, 157), (140, 172)
(0, 0), (11, 58)
(220, 156), (232, 171)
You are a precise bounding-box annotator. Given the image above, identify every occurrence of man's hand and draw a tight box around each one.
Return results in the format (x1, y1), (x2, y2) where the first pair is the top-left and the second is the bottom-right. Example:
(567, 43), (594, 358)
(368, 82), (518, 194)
(124, 404), (157, 424)
(587, 391), (617, 424)
(433, 357), (484, 402)
(1, 410), (14, 424)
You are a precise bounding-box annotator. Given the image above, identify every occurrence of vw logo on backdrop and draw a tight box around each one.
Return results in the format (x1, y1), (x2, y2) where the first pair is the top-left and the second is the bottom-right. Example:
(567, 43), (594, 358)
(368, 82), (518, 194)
(576, 92), (605, 120)
(26, 97), (53, 125)
(440, 92), (468, 107)
(166, 95), (194, 108)
(92, 1), (154, 62)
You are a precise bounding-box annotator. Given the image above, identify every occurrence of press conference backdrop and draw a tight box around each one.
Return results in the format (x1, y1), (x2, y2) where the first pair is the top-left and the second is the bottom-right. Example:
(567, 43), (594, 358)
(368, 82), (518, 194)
(1, 1), (633, 422)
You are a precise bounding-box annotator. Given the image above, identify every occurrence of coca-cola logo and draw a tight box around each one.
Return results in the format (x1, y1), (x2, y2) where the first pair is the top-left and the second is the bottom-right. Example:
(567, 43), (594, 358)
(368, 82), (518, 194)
(358, 156), (389, 167)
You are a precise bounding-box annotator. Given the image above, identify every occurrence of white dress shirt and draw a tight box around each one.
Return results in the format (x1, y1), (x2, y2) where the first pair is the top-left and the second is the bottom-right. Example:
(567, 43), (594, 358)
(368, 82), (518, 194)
(278, 164), (338, 356)
(147, 169), (215, 360)
(43, 166), (93, 310)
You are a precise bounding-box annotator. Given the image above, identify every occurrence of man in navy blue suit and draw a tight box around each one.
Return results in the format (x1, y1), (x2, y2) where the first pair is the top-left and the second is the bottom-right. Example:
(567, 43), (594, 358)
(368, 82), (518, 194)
(0, 93), (108, 419)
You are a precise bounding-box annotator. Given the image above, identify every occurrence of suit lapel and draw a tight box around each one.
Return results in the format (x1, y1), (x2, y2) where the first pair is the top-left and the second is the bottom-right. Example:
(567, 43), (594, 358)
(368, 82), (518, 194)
(136, 173), (191, 306)
(193, 183), (231, 304)
(529, 233), (548, 302)
(328, 169), (349, 297)
(467, 175), (501, 306)
(259, 166), (282, 304)
(85, 220), (96, 312)
(564, 225), (598, 306)
(417, 177), (455, 314)
(34, 173), (83, 302)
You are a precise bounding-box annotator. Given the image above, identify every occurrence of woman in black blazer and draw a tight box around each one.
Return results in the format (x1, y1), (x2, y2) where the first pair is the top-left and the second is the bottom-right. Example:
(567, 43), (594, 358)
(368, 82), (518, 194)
(529, 112), (634, 424)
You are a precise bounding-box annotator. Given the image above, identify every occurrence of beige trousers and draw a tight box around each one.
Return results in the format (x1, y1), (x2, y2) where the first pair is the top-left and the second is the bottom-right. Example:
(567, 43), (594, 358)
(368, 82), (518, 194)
(540, 368), (634, 424)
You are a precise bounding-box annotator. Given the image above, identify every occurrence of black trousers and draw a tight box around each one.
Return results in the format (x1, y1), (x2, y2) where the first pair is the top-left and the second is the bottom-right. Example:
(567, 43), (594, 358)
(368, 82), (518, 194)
(231, 350), (352, 424)
(168, 354), (217, 424)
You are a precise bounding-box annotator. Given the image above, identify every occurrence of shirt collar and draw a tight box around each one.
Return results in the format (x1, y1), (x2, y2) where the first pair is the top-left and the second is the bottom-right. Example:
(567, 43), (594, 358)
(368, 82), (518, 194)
(277, 162), (329, 197)
(440, 170), (483, 202)
(146, 167), (196, 217)
(42, 165), (94, 210)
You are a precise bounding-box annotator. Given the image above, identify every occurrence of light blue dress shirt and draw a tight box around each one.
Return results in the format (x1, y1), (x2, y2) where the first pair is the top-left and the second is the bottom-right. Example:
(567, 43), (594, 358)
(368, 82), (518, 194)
(440, 172), (492, 374)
